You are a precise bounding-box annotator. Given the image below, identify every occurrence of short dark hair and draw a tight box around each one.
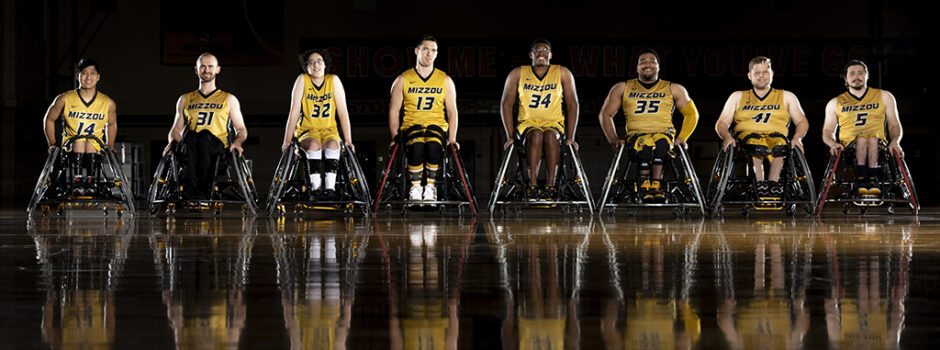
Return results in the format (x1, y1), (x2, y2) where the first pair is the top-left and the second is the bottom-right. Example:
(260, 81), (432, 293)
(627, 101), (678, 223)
(530, 38), (552, 52)
(636, 48), (660, 64)
(297, 49), (330, 72)
(841, 59), (868, 78)
(75, 58), (99, 76)
(417, 34), (437, 48)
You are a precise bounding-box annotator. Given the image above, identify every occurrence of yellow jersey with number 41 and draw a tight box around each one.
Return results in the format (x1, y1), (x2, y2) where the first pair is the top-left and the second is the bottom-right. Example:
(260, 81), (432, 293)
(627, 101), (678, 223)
(733, 89), (790, 137)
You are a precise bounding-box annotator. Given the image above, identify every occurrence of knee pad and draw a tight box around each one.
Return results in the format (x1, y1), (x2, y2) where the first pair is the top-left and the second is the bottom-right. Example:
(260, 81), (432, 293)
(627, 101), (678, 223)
(636, 147), (653, 171)
(771, 145), (789, 157)
(425, 141), (443, 165)
(652, 139), (670, 165)
(407, 141), (425, 167)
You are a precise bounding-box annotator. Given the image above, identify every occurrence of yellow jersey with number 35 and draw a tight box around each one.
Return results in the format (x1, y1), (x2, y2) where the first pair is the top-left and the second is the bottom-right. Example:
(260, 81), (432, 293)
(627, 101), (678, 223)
(296, 73), (337, 134)
(836, 87), (886, 145)
(733, 89), (790, 137)
(622, 79), (676, 134)
(183, 89), (231, 146)
(517, 65), (565, 124)
(61, 89), (111, 147)
(402, 68), (448, 129)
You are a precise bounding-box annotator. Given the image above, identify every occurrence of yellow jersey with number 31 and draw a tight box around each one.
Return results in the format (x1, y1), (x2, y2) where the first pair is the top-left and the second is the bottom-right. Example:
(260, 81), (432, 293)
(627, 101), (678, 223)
(402, 68), (448, 129)
(183, 89), (231, 146)
(61, 89), (111, 147)
(517, 65), (565, 124)
(733, 89), (790, 137)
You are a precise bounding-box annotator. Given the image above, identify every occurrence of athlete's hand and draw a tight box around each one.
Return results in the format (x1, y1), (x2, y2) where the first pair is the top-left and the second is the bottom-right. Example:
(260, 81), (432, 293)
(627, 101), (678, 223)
(162, 143), (174, 155)
(889, 141), (904, 159)
(828, 143), (843, 156)
(608, 139), (625, 151)
(230, 144), (244, 157)
(674, 138), (688, 149)
(47, 146), (57, 154)
(721, 137), (736, 152)
(281, 140), (291, 153)
(389, 134), (398, 148)
(790, 138), (804, 152)
(344, 140), (356, 153)
(566, 138), (578, 151)
(503, 139), (514, 150)
(447, 138), (461, 150)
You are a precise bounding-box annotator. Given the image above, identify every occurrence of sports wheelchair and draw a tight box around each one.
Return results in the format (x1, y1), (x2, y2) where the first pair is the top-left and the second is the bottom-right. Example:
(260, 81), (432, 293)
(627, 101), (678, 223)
(264, 142), (371, 217)
(595, 135), (706, 217)
(815, 141), (918, 215)
(705, 138), (815, 217)
(372, 138), (477, 217)
(28, 146), (136, 217)
(487, 134), (594, 217)
(147, 146), (260, 217)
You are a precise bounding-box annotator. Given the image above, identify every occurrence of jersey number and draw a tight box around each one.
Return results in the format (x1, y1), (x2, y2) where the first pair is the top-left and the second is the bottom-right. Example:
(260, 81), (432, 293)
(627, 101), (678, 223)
(196, 111), (215, 126)
(527, 93), (553, 109)
(310, 103), (332, 118)
(752, 112), (772, 124)
(855, 112), (868, 126)
(633, 100), (661, 114)
(416, 96), (435, 111)
(75, 122), (95, 135)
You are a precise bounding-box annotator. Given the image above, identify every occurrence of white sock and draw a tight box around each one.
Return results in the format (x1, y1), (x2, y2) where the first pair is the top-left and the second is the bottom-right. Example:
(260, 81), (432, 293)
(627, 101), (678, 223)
(324, 148), (340, 190)
(307, 149), (322, 190)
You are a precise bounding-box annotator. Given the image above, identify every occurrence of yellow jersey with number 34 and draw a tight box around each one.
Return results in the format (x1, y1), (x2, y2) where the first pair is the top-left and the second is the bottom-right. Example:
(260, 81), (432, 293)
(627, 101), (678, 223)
(622, 79), (676, 134)
(733, 89), (790, 137)
(296, 73), (337, 134)
(402, 68), (448, 129)
(517, 65), (565, 124)
(836, 87), (886, 145)
(183, 89), (231, 146)
(61, 89), (111, 147)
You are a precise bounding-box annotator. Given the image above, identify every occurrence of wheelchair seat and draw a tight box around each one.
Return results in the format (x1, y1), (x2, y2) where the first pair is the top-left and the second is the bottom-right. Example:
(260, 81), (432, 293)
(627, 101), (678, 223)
(265, 142), (371, 217)
(28, 146), (136, 217)
(815, 142), (918, 215)
(373, 140), (477, 217)
(147, 147), (259, 216)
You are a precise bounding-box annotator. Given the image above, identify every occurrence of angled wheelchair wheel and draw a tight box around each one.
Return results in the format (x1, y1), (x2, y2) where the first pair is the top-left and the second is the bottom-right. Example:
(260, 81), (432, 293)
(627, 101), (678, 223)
(893, 150), (919, 215)
(706, 147), (734, 215)
(372, 143), (401, 215)
(488, 143), (517, 215)
(265, 145), (298, 215)
(27, 147), (62, 216)
(103, 149), (137, 215)
(148, 152), (179, 215)
(814, 149), (841, 215)
(564, 144), (595, 213)
(342, 144), (372, 216)
(676, 146), (706, 216)
(787, 148), (815, 214)
(230, 153), (259, 216)
(448, 145), (478, 215)
(595, 144), (626, 215)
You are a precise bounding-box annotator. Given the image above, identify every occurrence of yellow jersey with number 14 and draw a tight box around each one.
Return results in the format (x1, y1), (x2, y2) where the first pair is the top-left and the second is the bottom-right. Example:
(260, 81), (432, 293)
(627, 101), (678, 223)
(183, 89), (231, 147)
(402, 68), (448, 129)
(517, 65), (564, 124)
(622, 79), (676, 134)
(733, 88), (790, 137)
(61, 89), (111, 147)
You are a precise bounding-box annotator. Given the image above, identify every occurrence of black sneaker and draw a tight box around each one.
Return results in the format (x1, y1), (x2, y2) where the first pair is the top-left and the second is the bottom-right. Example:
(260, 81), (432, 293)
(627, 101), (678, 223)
(755, 181), (770, 198)
(526, 185), (540, 202)
(71, 178), (85, 197)
(539, 186), (558, 202)
(769, 181), (784, 196)
(321, 189), (339, 201)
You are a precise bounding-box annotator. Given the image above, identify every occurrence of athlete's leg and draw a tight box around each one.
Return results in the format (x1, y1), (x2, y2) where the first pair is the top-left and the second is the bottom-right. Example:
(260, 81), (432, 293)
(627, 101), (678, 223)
(422, 125), (446, 201)
(525, 129), (544, 187)
(864, 136), (881, 194)
(543, 129), (561, 186)
(404, 126), (427, 200)
(323, 139), (340, 191)
(751, 157), (765, 182)
(301, 137), (324, 191)
(768, 156), (784, 182)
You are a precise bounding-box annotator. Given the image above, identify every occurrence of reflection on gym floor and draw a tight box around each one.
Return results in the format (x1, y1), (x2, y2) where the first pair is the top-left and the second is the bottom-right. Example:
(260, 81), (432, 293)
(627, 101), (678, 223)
(5, 214), (937, 348)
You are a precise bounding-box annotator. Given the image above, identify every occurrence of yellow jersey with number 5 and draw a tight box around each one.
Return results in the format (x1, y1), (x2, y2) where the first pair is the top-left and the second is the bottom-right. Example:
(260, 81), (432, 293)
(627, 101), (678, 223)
(61, 89), (111, 146)
(622, 79), (676, 134)
(836, 87), (886, 145)
(733, 89), (790, 137)
(402, 68), (448, 129)
(517, 65), (564, 124)
(183, 89), (231, 146)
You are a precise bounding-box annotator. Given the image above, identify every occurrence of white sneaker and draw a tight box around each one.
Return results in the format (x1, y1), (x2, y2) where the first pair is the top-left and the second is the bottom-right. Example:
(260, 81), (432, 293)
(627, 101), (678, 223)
(409, 185), (423, 201)
(422, 184), (437, 201)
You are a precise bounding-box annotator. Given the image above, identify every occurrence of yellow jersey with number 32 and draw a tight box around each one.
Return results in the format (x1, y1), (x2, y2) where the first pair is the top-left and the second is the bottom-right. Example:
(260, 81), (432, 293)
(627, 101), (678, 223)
(733, 89), (790, 137)
(517, 65), (564, 124)
(402, 68), (448, 129)
(622, 79), (676, 134)
(183, 89), (231, 146)
(61, 89), (111, 147)
(836, 87), (886, 145)
(296, 73), (337, 134)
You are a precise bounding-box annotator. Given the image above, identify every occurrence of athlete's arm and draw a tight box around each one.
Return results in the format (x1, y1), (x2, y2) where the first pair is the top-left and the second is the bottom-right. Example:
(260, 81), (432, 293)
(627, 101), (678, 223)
(164, 95), (187, 155)
(388, 75), (404, 146)
(672, 83), (699, 149)
(598, 82), (626, 148)
(281, 74), (305, 153)
(43, 94), (66, 153)
(106, 100), (117, 151)
(333, 75), (355, 152)
(821, 98), (842, 155)
(883, 90), (904, 158)
(715, 92), (741, 151)
(228, 94), (248, 156)
(560, 66), (580, 148)
(499, 67), (521, 149)
(784, 91), (808, 152)
(444, 76), (460, 149)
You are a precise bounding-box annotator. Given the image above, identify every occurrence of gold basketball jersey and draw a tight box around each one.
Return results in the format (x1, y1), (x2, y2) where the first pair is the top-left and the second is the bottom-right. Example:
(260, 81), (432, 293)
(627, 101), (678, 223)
(296, 74), (337, 135)
(517, 65), (565, 124)
(61, 89), (111, 145)
(733, 89), (790, 136)
(402, 68), (448, 128)
(622, 79), (676, 134)
(836, 87), (887, 145)
(183, 89), (231, 146)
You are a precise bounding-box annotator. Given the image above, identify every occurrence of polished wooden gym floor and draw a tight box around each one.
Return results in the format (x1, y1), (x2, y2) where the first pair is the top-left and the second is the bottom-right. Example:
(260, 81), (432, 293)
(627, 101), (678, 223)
(1, 209), (937, 349)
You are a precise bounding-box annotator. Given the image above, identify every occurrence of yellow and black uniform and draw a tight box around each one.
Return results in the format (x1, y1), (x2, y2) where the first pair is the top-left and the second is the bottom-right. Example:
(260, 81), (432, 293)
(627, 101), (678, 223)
(519, 317), (565, 350)
(295, 74), (341, 145)
(733, 89), (790, 158)
(400, 68), (449, 192)
(835, 87), (887, 146)
(517, 65), (565, 135)
(61, 89), (112, 151)
(183, 89), (231, 147)
(622, 79), (677, 152)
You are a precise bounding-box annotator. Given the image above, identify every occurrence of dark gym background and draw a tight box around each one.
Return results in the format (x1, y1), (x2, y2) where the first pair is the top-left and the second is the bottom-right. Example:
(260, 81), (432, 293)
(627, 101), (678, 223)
(0, 0), (926, 209)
